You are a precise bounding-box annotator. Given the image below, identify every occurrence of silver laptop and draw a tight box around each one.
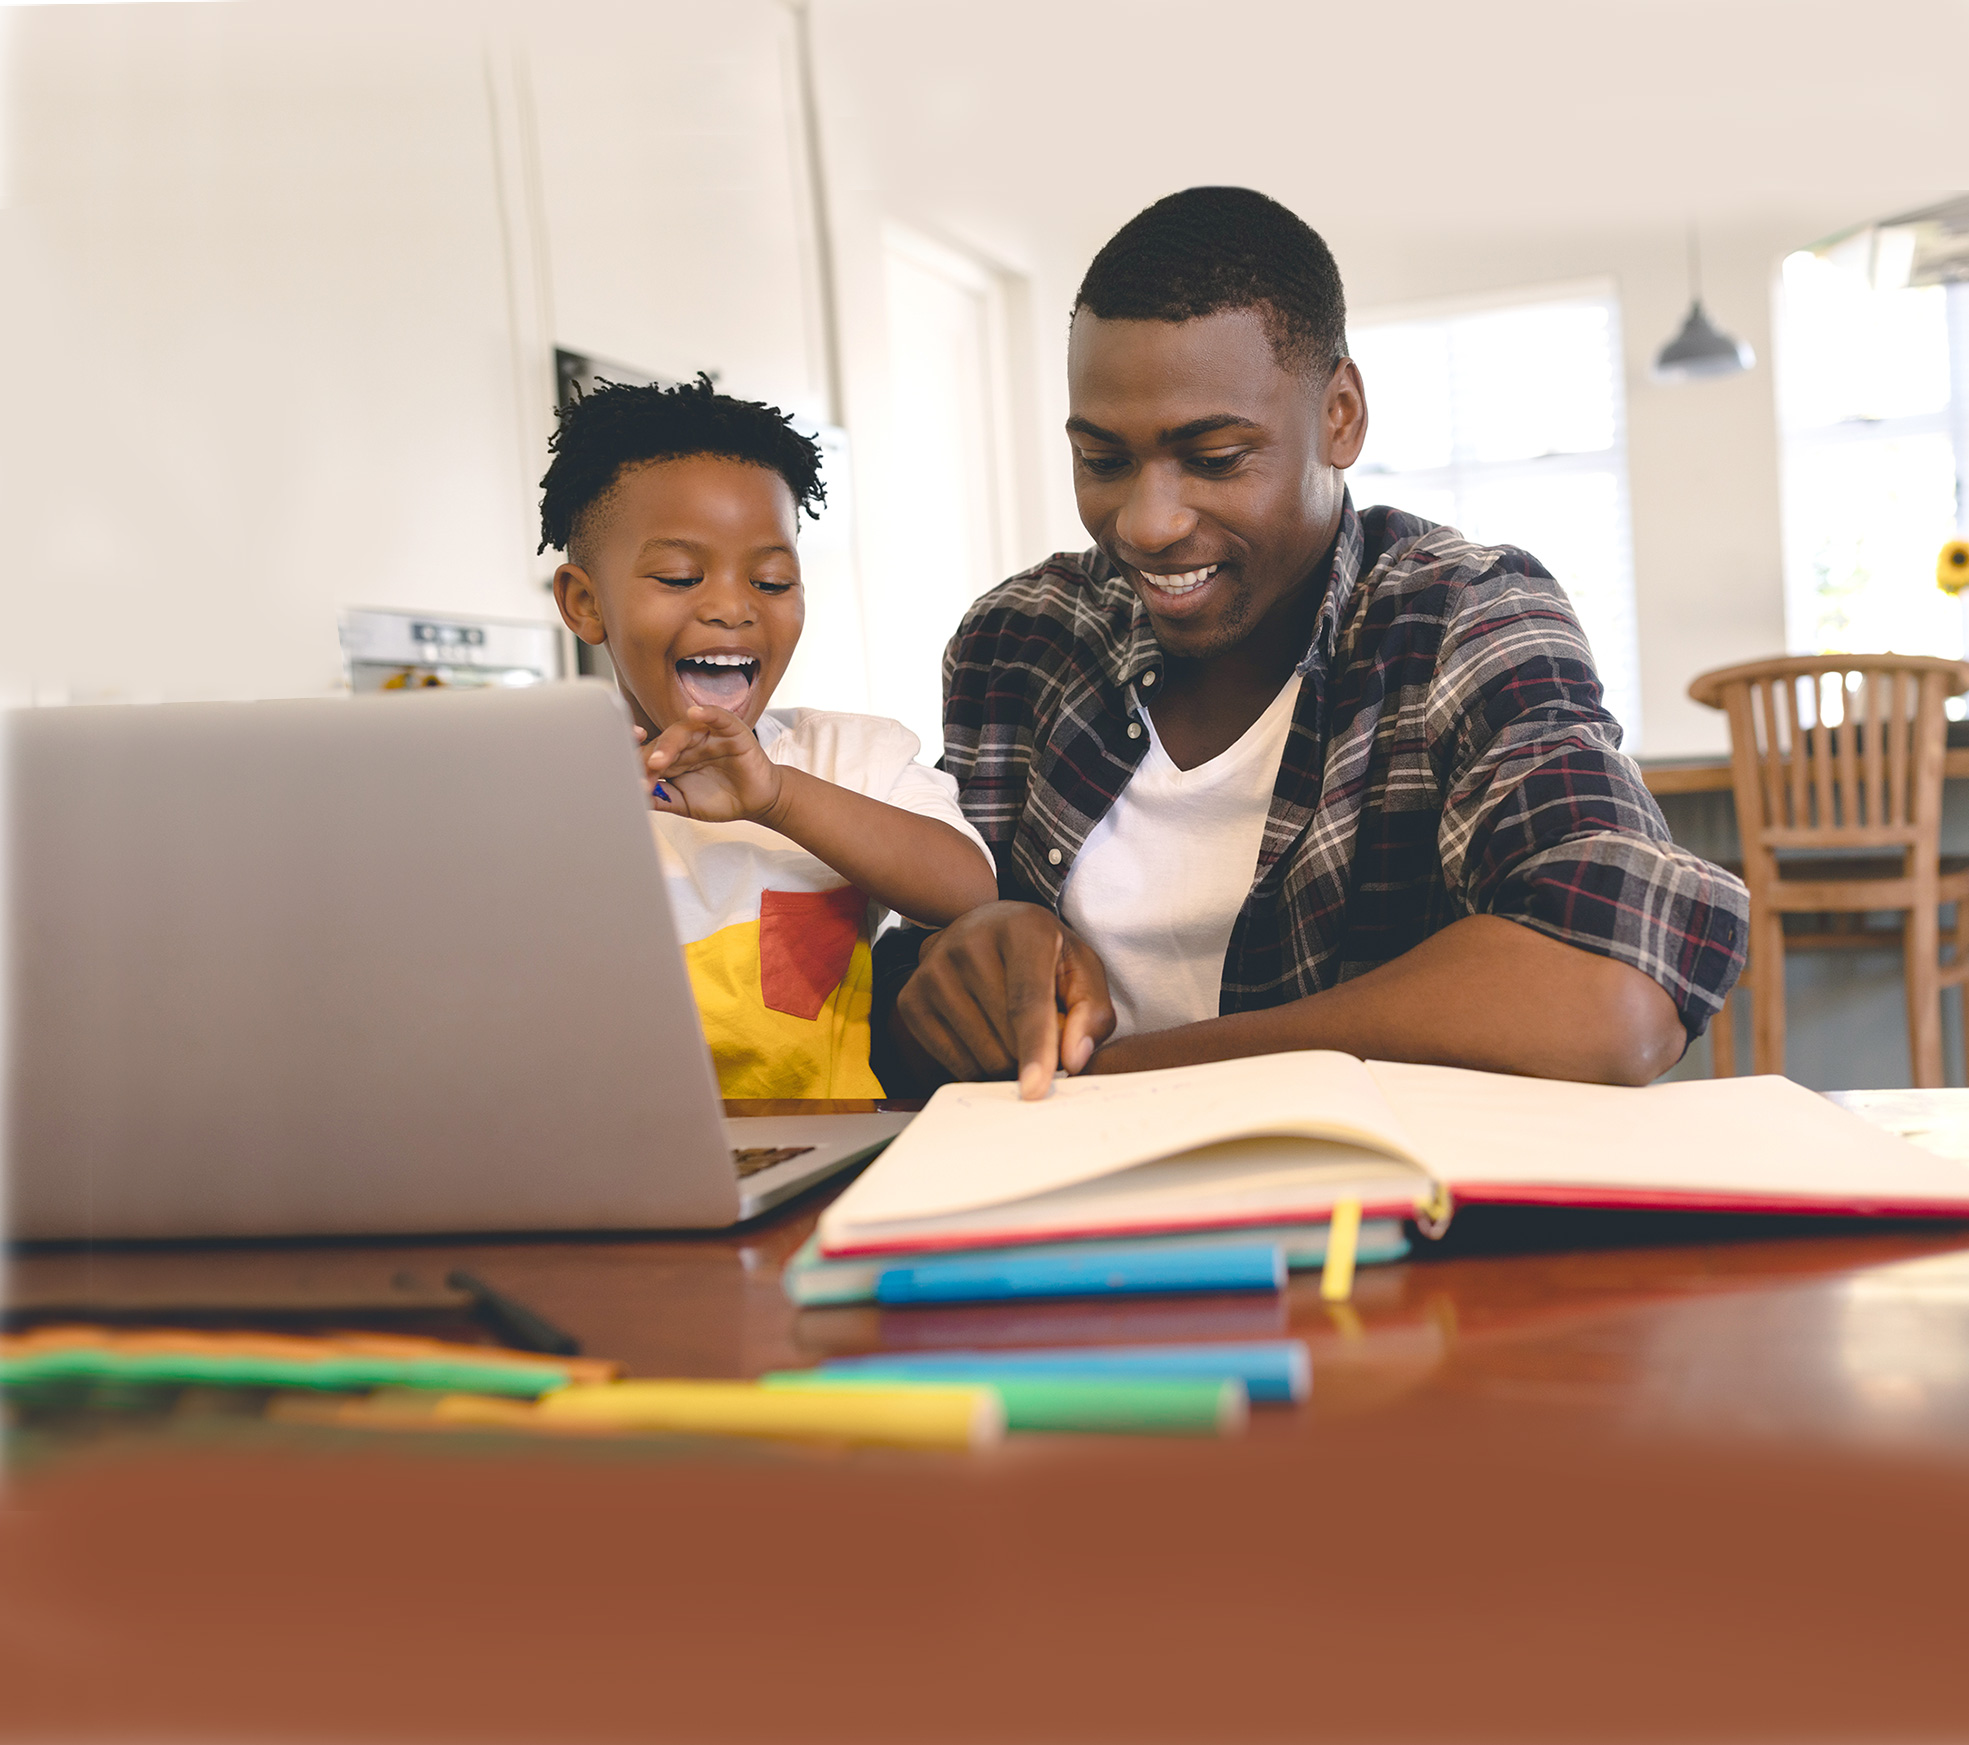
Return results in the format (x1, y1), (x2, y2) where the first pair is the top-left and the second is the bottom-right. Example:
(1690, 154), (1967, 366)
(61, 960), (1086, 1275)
(5, 681), (911, 1241)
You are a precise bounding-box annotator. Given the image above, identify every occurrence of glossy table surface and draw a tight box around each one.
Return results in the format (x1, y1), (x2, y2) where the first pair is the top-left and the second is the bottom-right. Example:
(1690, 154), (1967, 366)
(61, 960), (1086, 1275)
(10, 1113), (1969, 1741)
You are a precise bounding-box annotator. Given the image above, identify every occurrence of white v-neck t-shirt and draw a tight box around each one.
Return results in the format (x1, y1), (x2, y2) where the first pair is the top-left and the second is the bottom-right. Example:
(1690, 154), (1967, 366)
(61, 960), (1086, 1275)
(1059, 673), (1303, 1039)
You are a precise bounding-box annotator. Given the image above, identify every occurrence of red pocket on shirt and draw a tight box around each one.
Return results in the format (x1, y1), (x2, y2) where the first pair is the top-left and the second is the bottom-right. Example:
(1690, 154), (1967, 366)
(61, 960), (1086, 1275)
(758, 885), (867, 1021)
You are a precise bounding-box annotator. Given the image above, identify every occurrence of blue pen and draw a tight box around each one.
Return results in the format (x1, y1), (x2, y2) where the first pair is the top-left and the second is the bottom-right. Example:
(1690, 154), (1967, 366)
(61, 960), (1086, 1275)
(815, 1339), (1311, 1404)
(873, 1240), (1284, 1306)
(637, 726), (671, 802)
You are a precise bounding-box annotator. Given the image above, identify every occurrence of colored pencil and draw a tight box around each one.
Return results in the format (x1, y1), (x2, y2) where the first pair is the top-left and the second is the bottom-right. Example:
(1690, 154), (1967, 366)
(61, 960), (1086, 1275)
(524, 1379), (1003, 1449)
(811, 1338), (1312, 1404)
(763, 1371), (1247, 1435)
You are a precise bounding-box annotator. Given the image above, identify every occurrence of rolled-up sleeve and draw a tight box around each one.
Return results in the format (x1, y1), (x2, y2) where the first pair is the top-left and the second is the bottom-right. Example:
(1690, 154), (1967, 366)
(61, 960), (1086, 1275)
(1432, 567), (1748, 1040)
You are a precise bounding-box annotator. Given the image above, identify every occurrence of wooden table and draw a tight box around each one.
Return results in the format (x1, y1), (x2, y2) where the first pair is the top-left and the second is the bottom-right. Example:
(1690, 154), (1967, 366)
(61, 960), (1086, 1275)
(10, 1162), (1969, 1740)
(1642, 747), (1969, 795)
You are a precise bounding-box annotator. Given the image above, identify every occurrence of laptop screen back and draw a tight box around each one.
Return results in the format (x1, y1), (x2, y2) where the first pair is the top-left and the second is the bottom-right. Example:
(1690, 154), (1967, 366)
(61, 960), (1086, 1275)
(6, 682), (738, 1239)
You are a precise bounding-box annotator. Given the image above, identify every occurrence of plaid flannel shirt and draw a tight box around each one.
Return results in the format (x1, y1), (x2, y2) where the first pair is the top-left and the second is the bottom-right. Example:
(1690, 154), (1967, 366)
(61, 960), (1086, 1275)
(874, 492), (1746, 1070)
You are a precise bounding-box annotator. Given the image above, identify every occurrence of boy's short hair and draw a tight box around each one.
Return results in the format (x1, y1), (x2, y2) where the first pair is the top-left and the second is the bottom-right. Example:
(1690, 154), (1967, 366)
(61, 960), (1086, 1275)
(537, 373), (827, 560)
(1074, 186), (1347, 380)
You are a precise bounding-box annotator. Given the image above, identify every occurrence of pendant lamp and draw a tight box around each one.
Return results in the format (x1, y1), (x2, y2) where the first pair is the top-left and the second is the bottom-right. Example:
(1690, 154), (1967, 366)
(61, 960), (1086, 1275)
(1653, 226), (1754, 383)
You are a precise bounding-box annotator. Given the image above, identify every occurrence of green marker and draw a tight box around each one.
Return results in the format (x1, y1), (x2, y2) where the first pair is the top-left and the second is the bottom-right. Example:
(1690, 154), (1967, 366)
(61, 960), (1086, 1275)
(0, 1348), (570, 1399)
(760, 1371), (1246, 1436)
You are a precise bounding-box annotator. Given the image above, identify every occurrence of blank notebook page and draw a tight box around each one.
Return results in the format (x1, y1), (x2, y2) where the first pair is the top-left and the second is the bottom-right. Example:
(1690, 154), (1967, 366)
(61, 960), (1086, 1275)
(1367, 1063), (1969, 1209)
(823, 1051), (1423, 1231)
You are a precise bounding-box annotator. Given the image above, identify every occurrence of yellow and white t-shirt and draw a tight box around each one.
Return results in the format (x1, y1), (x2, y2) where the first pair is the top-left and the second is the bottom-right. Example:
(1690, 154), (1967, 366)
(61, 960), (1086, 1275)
(651, 708), (993, 1100)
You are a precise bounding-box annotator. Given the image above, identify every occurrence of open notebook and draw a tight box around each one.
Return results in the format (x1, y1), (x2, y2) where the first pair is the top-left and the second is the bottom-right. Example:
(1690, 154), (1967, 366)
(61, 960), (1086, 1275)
(816, 1052), (1969, 1259)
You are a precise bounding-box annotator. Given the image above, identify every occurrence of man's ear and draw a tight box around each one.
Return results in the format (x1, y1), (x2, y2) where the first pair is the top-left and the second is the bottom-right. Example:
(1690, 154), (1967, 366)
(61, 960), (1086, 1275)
(553, 563), (607, 645)
(1323, 357), (1368, 470)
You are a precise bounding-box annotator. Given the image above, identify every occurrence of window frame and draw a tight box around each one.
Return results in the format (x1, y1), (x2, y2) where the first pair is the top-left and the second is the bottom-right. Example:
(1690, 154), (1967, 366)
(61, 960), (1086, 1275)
(1774, 254), (1962, 666)
(1345, 277), (1643, 746)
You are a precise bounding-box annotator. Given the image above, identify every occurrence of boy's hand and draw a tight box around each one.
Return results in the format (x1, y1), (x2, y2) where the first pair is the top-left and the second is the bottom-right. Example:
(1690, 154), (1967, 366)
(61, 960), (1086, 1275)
(638, 706), (785, 824)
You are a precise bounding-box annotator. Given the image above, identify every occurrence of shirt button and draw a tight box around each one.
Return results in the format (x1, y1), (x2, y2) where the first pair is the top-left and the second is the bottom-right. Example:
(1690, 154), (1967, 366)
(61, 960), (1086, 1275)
(1140, 671), (1157, 687)
(1047, 847), (1063, 866)
(1127, 721), (1143, 739)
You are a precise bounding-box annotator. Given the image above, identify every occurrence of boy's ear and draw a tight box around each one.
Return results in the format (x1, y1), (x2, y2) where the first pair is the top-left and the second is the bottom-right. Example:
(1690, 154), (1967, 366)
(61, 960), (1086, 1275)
(553, 563), (607, 645)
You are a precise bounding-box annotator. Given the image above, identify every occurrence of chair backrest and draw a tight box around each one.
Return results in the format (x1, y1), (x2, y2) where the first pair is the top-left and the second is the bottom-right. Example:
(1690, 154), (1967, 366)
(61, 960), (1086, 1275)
(1688, 654), (1969, 862)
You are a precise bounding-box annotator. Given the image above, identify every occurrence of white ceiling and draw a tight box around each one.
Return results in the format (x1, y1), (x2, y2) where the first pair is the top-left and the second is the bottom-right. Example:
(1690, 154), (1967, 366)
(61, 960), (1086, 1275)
(813, 0), (1965, 270)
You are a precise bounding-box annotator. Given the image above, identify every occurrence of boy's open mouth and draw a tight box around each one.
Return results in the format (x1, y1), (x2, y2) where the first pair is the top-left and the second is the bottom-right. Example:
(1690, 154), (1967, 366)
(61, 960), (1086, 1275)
(676, 653), (761, 712)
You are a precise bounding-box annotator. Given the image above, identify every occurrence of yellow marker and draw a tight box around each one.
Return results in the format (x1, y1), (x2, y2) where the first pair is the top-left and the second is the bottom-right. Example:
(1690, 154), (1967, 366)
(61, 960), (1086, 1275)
(521, 1380), (1005, 1450)
(1319, 1198), (1363, 1302)
(1940, 538), (1969, 596)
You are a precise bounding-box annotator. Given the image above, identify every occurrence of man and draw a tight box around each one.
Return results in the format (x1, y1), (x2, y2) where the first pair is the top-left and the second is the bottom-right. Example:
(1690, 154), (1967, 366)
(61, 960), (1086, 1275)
(875, 187), (1746, 1100)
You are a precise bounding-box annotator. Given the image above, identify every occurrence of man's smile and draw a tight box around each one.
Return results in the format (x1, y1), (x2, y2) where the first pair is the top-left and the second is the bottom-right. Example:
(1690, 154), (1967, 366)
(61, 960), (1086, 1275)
(1128, 560), (1227, 617)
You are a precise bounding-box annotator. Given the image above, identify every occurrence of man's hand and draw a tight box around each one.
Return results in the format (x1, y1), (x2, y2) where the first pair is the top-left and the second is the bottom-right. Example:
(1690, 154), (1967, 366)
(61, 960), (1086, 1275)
(896, 901), (1117, 1100)
(638, 706), (783, 825)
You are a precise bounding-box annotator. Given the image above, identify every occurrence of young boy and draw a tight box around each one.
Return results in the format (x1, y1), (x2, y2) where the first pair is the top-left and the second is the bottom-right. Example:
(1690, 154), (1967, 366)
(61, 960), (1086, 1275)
(540, 376), (998, 1098)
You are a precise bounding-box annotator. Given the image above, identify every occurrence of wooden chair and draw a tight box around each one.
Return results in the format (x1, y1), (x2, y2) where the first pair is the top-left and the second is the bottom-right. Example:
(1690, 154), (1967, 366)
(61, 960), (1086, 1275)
(1688, 654), (1969, 1086)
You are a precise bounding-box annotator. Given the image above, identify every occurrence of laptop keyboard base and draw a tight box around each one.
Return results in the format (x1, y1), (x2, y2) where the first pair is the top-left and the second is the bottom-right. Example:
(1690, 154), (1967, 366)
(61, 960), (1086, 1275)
(731, 1145), (815, 1179)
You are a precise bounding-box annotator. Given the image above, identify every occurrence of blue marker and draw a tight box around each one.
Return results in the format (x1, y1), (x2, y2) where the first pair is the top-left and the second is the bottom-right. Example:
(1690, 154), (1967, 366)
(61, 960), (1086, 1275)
(651, 780), (672, 802)
(816, 1339), (1311, 1404)
(872, 1240), (1284, 1306)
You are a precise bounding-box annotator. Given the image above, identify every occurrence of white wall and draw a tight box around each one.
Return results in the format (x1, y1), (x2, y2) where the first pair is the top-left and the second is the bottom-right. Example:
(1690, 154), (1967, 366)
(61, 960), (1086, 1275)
(810, 0), (1969, 755)
(8, 0), (1969, 755)
(0, 0), (837, 707)
(1340, 212), (1882, 756)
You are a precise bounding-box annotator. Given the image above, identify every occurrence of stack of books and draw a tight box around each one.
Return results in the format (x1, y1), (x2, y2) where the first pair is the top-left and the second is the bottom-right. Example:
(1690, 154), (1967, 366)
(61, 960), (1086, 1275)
(787, 1049), (1969, 1311)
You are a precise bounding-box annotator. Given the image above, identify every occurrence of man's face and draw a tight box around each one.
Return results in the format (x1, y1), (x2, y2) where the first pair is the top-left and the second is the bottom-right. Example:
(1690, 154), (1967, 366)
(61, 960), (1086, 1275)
(552, 455), (804, 736)
(1065, 307), (1366, 661)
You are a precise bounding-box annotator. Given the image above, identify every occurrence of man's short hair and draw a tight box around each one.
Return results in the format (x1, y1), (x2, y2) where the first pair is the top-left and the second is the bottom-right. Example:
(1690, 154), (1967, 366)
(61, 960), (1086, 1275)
(537, 373), (827, 561)
(1073, 187), (1347, 379)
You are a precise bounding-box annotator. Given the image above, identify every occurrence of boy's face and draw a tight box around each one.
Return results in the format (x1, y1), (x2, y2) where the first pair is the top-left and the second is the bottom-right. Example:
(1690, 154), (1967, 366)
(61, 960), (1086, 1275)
(553, 456), (804, 736)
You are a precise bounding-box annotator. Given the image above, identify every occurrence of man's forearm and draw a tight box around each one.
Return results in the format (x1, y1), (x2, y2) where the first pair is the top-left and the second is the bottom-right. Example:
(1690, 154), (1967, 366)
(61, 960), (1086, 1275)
(1088, 914), (1687, 1087)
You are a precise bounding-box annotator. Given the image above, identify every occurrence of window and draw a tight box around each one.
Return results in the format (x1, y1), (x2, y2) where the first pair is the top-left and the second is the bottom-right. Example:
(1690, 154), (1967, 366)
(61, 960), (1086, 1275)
(1776, 250), (1962, 669)
(867, 227), (1019, 756)
(1348, 287), (1643, 743)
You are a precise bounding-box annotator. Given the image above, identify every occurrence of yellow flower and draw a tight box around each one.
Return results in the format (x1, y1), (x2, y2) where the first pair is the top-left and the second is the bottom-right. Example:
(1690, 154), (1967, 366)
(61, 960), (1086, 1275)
(1939, 540), (1969, 596)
